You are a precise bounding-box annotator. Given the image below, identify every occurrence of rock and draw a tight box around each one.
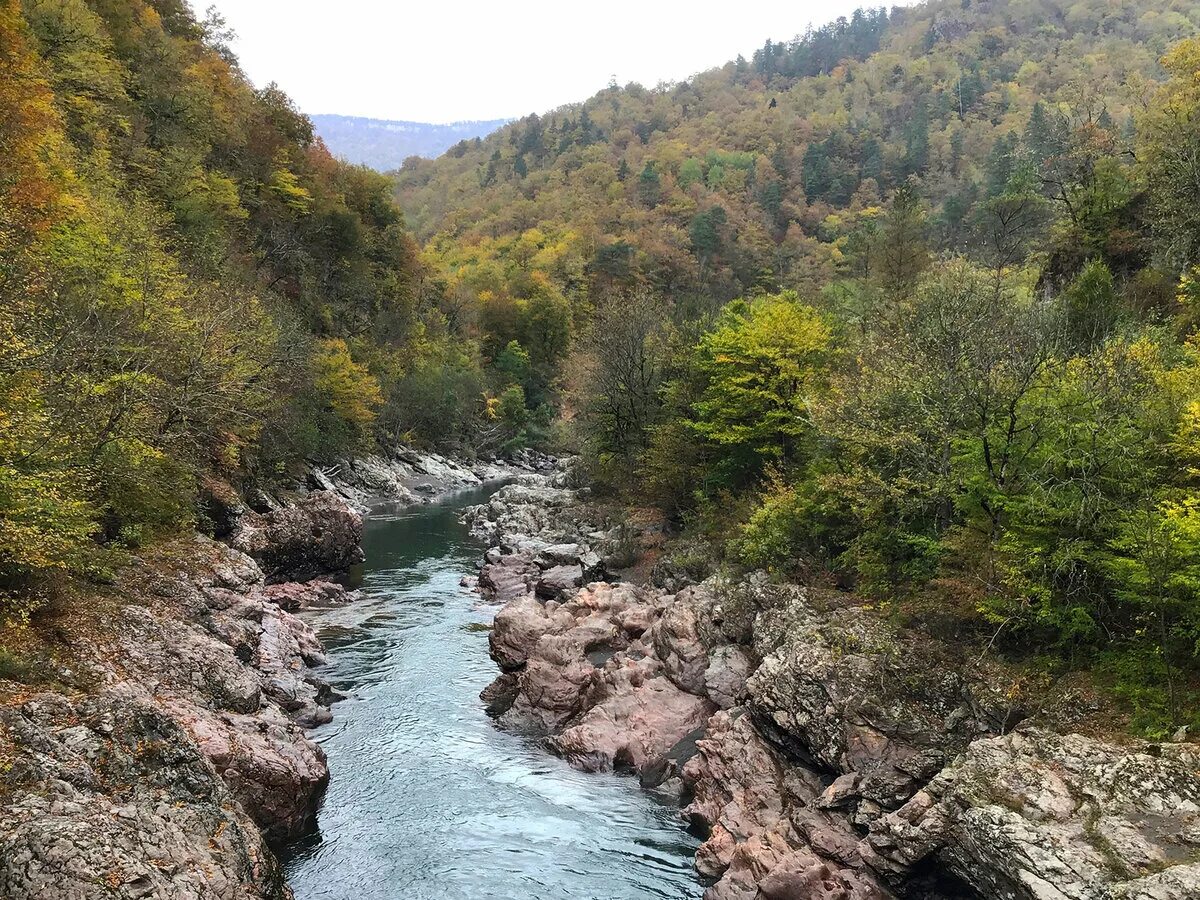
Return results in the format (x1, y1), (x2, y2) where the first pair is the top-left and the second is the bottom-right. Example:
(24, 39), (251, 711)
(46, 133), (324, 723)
(864, 728), (1200, 900)
(309, 445), (526, 512)
(755, 850), (893, 900)
(535, 564), (584, 600)
(230, 490), (364, 583)
(535, 543), (583, 568)
(747, 588), (995, 809)
(681, 710), (896, 900)
(0, 694), (291, 900)
(705, 645), (753, 710)
(489, 594), (554, 670)
(480, 673), (520, 717)
(503, 634), (605, 733)
(472, 473), (1200, 900)
(817, 773), (862, 810)
(20, 535), (339, 852)
(552, 672), (715, 773)
(262, 579), (354, 611)
(654, 595), (710, 695)
(172, 700), (328, 840)
(683, 709), (809, 877)
(479, 553), (538, 605)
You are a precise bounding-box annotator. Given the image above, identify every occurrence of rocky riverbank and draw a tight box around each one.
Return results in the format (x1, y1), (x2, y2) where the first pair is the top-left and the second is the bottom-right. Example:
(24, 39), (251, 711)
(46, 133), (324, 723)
(0, 445), (550, 899)
(304, 446), (556, 513)
(470, 475), (1200, 900)
(0, 528), (342, 899)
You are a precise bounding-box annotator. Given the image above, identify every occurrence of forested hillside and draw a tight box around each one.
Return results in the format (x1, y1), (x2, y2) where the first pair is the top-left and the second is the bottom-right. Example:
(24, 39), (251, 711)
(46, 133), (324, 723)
(311, 115), (510, 170)
(397, 0), (1200, 734)
(0, 0), (507, 623)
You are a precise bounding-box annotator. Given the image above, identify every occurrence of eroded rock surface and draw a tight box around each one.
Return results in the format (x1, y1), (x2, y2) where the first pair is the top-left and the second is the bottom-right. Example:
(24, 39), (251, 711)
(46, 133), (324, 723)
(1, 533), (341, 897)
(865, 728), (1200, 900)
(0, 693), (291, 900)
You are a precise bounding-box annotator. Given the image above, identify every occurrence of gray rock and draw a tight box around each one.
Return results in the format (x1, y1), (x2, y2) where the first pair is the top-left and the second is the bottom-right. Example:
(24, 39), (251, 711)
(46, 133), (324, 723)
(0, 695), (291, 900)
(863, 728), (1200, 900)
(704, 645), (753, 710)
(747, 587), (996, 809)
(535, 543), (583, 568)
(535, 565), (584, 600)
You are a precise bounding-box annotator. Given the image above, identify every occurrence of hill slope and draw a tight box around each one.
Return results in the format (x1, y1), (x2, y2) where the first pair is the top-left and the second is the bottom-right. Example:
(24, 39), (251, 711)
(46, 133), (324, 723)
(397, 0), (1197, 304)
(0, 0), (498, 618)
(311, 114), (510, 169)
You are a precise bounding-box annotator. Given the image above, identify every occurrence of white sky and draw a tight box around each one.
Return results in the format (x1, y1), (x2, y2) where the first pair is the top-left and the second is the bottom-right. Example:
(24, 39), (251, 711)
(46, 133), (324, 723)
(203, 1), (890, 123)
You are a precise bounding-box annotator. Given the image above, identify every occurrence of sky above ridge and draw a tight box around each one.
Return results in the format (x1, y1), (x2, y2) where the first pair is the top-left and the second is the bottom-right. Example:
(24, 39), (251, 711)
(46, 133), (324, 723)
(204, 0), (896, 123)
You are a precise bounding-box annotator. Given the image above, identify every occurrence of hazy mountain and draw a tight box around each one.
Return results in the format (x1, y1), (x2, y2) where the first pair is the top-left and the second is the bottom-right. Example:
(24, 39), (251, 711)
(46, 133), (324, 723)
(311, 114), (510, 170)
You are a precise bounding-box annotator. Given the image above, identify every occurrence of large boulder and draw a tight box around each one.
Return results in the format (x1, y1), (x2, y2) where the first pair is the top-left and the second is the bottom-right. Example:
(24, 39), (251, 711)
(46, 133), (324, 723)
(747, 589), (1000, 810)
(552, 667), (716, 774)
(230, 490), (364, 583)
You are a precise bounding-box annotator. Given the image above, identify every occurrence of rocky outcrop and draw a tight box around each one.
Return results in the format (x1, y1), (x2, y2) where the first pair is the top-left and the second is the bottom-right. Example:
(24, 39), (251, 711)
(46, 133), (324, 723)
(473, 477), (1200, 900)
(0, 532), (343, 897)
(0, 693), (291, 900)
(230, 490), (364, 584)
(311, 445), (556, 512)
(91, 536), (333, 840)
(864, 728), (1200, 900)
(746, 585), (1007, 811)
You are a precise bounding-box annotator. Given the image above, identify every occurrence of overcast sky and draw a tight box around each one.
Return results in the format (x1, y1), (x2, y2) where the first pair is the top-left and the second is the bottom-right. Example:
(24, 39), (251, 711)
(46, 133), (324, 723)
(204, 1), (891, 123)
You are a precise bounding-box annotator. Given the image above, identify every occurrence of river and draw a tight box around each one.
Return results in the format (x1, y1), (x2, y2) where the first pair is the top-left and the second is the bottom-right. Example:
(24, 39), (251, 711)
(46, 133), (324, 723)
(281, 483), (703, 900)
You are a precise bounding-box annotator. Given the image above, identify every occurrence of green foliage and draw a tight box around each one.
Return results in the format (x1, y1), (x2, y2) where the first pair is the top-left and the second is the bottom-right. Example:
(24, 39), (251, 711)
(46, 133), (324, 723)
(395, 2), (1200, 733)
(1063, 260), (1121, 349)
(311, 338), (384, 443)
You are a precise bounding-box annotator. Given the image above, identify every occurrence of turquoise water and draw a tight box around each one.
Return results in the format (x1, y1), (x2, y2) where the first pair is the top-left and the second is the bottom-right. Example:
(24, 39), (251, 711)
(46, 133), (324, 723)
(281, 484), (702, 900)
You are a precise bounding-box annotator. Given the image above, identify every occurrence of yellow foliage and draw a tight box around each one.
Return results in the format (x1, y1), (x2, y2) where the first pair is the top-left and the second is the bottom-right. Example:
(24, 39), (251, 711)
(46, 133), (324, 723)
(312, 339), (383, 430)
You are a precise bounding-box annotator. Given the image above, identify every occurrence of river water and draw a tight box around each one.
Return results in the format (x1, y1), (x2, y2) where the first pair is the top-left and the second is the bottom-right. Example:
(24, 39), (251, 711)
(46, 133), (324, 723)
(281, 483), (703, 900)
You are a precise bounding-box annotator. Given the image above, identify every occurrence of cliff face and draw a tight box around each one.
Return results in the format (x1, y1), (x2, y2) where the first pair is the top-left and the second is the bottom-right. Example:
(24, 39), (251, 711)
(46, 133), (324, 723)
(469, 479), (1200, 900)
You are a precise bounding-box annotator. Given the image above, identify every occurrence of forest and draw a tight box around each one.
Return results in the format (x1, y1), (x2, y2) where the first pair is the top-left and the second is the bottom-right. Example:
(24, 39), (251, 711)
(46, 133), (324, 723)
(0, 0), (515, 625)
(4, 0), (1200, 736)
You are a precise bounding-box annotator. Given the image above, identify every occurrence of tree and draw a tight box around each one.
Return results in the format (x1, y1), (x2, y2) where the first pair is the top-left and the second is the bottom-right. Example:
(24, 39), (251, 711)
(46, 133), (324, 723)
(312, 339), (384, 439)
(1141, 38), (1200, 270)
(874, 185), (930, 302)
(903, 98), (930, 175)
(689, 206), (727, 260)
(572, 289), (669, 469)
(687, 293), (831, 487)
(819, 262), (1061, 593)
(1062, 260), (1120, 350)
(638, 161), (662, 208)
(977, 163), (1049, 274)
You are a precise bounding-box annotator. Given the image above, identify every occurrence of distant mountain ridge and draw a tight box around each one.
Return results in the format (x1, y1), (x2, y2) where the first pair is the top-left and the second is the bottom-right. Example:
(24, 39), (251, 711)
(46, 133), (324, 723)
(311, 114), (510, 170)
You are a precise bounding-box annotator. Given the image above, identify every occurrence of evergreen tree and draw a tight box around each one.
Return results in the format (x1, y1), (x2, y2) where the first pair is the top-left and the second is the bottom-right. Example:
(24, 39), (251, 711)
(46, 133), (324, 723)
(638, 161), (662, 208)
